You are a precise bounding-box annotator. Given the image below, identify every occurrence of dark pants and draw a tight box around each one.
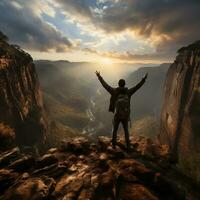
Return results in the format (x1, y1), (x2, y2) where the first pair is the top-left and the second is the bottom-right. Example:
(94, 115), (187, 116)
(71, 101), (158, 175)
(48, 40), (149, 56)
(112, 115), (130, 148)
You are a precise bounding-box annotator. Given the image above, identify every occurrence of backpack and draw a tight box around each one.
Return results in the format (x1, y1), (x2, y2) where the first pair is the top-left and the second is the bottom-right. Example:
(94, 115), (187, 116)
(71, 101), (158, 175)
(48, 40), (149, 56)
(115, 93), (130, 120)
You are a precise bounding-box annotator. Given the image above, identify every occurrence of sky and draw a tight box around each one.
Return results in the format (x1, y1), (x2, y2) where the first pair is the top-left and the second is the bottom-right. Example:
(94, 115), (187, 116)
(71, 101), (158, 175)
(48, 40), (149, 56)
(0, 0), (199, 64)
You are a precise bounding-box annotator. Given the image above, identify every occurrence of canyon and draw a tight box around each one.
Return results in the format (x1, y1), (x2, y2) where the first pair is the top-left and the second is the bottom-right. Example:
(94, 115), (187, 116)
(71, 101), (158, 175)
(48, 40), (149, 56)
(0, 32), (199, 199)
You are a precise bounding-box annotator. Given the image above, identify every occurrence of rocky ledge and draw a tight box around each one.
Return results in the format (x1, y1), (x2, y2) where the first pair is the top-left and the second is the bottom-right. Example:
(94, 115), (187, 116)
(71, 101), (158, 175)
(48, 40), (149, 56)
(0, 136), (198, 200)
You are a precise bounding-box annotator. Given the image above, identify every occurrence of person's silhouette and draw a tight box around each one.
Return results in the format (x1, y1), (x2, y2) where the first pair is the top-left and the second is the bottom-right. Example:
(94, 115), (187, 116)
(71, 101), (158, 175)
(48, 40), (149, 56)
(95, 71), (148, 150)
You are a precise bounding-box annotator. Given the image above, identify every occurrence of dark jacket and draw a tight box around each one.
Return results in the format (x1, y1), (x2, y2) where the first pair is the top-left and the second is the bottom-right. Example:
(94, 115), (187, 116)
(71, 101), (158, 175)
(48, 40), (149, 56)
(98, 76), (146, 113)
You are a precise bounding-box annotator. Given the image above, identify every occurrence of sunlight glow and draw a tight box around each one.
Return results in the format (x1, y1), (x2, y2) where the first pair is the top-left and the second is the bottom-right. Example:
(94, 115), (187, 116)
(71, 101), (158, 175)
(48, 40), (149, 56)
(101, 58), (114, 65)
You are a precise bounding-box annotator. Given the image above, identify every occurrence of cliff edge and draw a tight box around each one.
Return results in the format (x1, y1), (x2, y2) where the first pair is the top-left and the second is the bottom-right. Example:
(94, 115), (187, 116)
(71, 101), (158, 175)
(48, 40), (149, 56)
(160, 41), (200, 160)
(1, 136), (198, 200)
(0, 31), (47, 147)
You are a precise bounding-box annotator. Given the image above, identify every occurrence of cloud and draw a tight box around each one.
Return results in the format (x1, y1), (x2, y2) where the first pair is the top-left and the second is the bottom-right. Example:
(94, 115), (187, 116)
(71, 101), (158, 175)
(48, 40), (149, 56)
(1, 0), (199, 62)
(56, 0), (200, 53)
(0, 0), (72, 52)
(57, 0), (92, 20)
(83, 48), (171, 63)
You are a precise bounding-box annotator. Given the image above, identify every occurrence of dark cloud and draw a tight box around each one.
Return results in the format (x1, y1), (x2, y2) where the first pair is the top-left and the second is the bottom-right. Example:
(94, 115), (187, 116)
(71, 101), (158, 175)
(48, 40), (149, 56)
(57, 0), (92, 19)
(57, 0), (200, 52)
(1, 0), (199, 60)
(0, 0), (72, 52)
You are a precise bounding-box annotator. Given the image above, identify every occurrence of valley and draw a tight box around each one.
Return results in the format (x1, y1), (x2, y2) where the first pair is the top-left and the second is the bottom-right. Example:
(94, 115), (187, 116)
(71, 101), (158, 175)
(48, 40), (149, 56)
(35, 60), (170, 141)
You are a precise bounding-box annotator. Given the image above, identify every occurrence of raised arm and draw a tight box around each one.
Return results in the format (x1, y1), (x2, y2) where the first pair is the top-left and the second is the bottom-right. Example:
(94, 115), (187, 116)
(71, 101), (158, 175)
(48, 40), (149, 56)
(128, 73), (148, 96)
(95, 71), (114, 94)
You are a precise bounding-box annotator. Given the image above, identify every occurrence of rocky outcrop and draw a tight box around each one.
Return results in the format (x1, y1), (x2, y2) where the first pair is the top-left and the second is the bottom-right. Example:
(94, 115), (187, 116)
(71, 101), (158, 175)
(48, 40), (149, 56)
(0, 136), (197, 200)
(0, 32), (47, 147)
(160, 41), (200, 160)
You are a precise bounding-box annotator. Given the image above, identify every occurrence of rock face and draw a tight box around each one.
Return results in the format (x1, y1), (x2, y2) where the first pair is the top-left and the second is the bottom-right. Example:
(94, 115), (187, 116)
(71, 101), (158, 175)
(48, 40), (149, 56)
(160, 41), (200, 160)
(0, 32), (47, 146)
(0, 136), (197, 200)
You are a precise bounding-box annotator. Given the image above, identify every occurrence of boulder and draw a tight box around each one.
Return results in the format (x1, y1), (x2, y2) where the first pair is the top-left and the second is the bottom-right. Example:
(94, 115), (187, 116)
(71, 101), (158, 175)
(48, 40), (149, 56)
(60, 137), (90, 154)
(134, 163), (155, 183)
(47, 148), (58, 154)
(77, 188), (95, 200)
(54, 173), (84, 199)
(118, 159), (155, 184)
(154, 173), (186, 200)
(0, 169), (19, 194)
(117, 170), (138, 183)
(36, 154), (58, 169)
(42, 176), (56, 194)
(97, 136), (111, 151)
(100, 169), (116, 188)
(3, 177), (52, 200)
(90, 169), (117, 199)
(0, 147), (20, 167)
(33, 162), (67, 178)
(9, 155), (35, 172)
(119, 184), (159, 200)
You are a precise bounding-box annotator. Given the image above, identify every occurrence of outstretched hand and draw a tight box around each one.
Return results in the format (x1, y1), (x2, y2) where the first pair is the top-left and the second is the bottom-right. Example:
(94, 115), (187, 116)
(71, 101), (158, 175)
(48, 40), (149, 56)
(143, 73), (148, 80)
(95, 70), (101, 77)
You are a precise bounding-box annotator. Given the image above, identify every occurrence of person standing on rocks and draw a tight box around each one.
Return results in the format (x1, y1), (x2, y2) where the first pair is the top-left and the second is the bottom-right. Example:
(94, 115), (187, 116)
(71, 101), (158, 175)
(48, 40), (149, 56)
(95, 71), (148, 150)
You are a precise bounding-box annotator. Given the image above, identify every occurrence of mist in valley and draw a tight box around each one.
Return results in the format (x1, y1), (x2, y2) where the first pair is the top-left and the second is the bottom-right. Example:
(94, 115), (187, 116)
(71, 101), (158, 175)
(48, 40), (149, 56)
(35, 60), (170, 143)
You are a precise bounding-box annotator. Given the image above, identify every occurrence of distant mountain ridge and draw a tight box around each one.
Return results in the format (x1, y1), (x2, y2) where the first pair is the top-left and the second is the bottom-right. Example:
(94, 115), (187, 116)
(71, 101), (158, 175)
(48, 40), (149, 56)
(127, 63), (170, 119)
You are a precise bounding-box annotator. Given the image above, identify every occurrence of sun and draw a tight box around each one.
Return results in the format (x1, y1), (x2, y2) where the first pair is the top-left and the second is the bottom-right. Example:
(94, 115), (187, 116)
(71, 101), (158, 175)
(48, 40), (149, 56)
(101, 58), (113, 65)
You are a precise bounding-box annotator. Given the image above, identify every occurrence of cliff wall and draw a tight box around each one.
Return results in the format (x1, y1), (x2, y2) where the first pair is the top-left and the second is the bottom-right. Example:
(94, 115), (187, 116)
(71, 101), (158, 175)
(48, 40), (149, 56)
(160, 41), (200, 159)
(0, 32), (47, 146)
